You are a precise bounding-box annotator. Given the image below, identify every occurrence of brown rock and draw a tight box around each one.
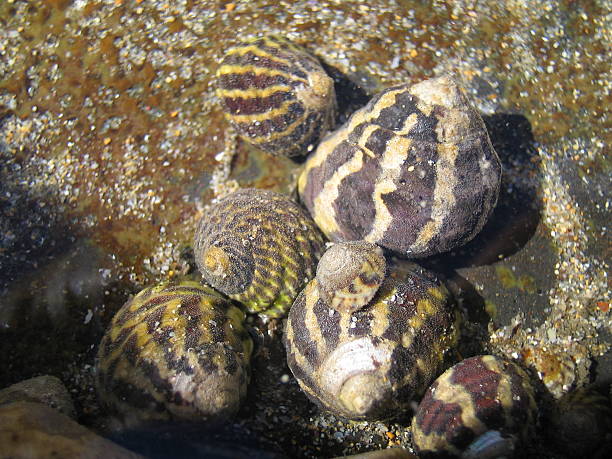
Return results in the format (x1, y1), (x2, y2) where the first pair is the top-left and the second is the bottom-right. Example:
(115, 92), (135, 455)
(0, 402), (142, 459)
(0, 375), (76, 419)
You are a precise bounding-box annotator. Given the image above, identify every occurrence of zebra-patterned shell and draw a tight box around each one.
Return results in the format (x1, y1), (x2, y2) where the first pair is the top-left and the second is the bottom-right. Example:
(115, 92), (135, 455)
(316, 241), (386, 313)
(216, 35), (336, 157)
(284, 261), (458, 420)
(96, 281), (253, 426)
(298, 76), (502, 258)
(194, 188), (326, 318)
(411, 355), (538, 458)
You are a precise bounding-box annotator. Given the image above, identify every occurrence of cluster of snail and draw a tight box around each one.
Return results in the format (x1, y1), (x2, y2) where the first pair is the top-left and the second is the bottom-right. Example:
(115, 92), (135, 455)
(95, 35), (556, 457)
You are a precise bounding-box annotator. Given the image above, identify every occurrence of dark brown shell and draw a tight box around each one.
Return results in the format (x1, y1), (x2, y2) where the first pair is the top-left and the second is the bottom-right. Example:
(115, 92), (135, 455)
(547, 386), (612, 457)
(216, 35), (336, 157)
(193, 188), (326, 318)
(284, 261), (458, 420)
(411, 355), (538, 458)
(96, 281), (253, 426)
(298, 76), (502, 258)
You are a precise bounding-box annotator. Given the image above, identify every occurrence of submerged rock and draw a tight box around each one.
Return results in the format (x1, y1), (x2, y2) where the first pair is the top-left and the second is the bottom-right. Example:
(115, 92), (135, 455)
(0, 401), (142, 458)
(0, 375), (76, 419)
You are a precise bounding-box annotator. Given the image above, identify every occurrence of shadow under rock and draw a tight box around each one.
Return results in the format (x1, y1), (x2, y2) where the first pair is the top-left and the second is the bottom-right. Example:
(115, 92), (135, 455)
(320, 62), (371, 127)
(108, 421), (286, 459)
(424, 113), (542, 271)
(0, 170), (75, 299)
(444, 272), (491, 355)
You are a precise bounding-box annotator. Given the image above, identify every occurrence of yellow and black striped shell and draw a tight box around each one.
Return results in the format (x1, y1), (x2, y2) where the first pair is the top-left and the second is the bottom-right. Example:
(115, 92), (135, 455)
(96, 281), (253, 426)
(316, 241), (386, 313)
(284, 261), (457, 420)
(411, 355), (538, 458)
(216, 35), (336, 157)
(193, 188), (326, 318)
(298, 76), (502, 258)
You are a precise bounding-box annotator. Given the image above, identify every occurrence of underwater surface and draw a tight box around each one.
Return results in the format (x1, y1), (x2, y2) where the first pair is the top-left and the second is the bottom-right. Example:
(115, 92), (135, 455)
(0, 0), (610, 457)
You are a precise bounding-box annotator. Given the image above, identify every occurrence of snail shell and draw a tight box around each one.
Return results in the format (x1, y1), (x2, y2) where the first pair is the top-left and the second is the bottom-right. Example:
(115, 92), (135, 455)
(216, 35), (336, 157)
(298, 76), (502, 258)
(193, 188), (326, 318)
(547, 385), (612, 457)
(411, 355), (538, 458)
(316, 241), (386, 313)
(96, 281), (253, 426)
(284, 261), (458, 420)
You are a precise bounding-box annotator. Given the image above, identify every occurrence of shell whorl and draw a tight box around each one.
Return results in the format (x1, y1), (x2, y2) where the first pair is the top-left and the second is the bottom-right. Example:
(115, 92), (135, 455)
(198, 234), (253, 295)
(316, 241), (386, 313)
(194, 188), (326, 318)
(318, 336), (398, 418)
(216, 35), (336, 157)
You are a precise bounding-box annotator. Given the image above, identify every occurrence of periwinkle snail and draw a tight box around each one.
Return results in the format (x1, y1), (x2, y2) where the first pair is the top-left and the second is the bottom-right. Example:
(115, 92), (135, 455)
(193, 188), (325, 318)
(411, 355), (538, 458)
(284, 245), (458, 421)
(96, 281), (253, 426)
(547, 385), (612, 458)
(299, 76), (502, 258)
(316, 241), (386, 313)
(216, 35), (336, 157)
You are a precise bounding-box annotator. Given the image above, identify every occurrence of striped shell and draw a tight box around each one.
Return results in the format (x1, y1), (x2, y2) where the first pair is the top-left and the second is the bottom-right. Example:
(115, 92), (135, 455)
(298, 76), (502, 258)
(193, 188), (326, 318)
(96, 281), (253, 426)
(216, 35), (336, 157)
(316, 241), (386, 313)
(411, 355), (538, 458)
(284, 261), (457, 420)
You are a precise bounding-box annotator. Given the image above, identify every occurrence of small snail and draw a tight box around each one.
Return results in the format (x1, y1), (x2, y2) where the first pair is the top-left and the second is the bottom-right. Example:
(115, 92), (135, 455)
(316, 241), (386, 313)
(216, 35), (336, 157)
(298, 76), (502, 258)
(96, 281), (253, 426)
(284, 260), (458, 420)
(193, 188), (326, 318)
(547, 385), (612, 458)
(411, 355), (538, 458)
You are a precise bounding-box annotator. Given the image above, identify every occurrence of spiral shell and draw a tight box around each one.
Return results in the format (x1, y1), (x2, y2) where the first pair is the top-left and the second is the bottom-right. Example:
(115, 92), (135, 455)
(96, 281), (253, 426)
(284, 261), (457, 420)
(298, 76), (502, 258)
(316, 241), (386, 313)
(411, 355), (538, 458)
(194, 188), (326, 318)
(216, 35), (336, 157)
